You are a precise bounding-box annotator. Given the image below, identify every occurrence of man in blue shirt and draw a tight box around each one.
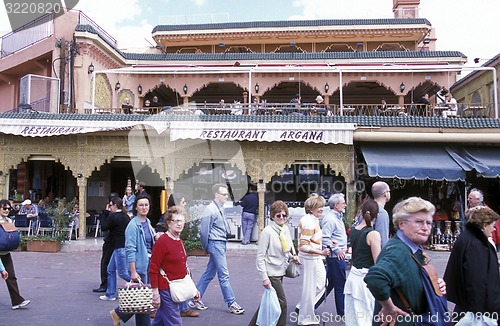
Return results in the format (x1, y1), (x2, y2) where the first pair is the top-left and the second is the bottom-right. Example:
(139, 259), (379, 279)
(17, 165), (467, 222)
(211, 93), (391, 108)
(316, 193), (348, 317)
(372, 181), (391, 247)
(190, 184), (245, 315)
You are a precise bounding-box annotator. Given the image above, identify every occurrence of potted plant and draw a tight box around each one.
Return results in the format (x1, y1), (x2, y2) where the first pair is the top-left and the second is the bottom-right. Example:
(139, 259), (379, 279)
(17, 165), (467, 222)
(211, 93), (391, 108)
(180, 216), (205, 256)
(25, 199), (75, 253)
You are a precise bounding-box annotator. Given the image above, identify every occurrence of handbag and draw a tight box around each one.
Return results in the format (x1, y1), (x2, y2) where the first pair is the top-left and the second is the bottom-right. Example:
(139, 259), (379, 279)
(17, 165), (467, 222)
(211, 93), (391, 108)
(160, 268), (198, 303)
(256, 287), (281, 326)
(285, 243), (300, 278)
(118, 281), (156, 314)
(395, 254), (450, 326)
(0, 222), (20, 251)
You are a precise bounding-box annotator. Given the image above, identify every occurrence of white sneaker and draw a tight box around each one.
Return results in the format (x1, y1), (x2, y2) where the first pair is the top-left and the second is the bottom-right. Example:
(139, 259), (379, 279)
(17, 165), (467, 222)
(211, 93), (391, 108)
(12, 300), (30, 310)
(227, 301), (244, 314)
(99, 295), (116, 301)
(188, 299), (208, 310)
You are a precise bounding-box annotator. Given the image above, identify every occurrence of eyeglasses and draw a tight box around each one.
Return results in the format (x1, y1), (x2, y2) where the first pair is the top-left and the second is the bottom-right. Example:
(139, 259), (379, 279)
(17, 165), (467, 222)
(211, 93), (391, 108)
(218, 192), (229, 197)
(275, 213), (288, 219)
(137, 203), (150, 208)
(404, 219), (432, 228)
(1, 206), (12, 211)
(170, 219), (185, 224)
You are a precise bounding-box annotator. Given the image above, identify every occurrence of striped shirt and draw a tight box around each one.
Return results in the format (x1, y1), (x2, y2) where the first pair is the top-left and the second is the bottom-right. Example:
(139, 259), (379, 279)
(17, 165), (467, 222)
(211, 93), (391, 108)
(298, 213), (322, 257)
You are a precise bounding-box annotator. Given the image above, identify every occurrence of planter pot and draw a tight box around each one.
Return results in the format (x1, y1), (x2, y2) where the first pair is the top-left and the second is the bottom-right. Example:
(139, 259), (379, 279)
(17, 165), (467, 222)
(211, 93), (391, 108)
(13, 245), (27, 252)
(186, 248), (209, 256)
(26, 239), (62, 253)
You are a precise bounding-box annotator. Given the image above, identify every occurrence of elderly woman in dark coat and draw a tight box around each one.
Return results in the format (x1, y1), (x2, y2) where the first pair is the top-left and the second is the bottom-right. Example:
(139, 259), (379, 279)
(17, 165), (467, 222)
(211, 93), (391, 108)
(444, 206), (500, 322)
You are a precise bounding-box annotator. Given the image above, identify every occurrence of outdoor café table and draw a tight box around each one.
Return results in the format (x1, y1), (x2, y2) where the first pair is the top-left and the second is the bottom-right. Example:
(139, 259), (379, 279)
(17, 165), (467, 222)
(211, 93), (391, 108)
(463, 106), (486, 118)
(432, 106), (448, 117)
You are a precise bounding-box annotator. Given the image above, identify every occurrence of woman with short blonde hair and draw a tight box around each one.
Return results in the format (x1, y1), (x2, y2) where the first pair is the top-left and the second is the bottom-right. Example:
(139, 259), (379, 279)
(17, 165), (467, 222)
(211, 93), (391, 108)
(296, 194), (330, 325)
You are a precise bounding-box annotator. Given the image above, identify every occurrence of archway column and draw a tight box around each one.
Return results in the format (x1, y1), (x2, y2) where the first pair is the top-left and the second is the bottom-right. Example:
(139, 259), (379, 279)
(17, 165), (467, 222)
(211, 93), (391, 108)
(77, 177), (87, 239)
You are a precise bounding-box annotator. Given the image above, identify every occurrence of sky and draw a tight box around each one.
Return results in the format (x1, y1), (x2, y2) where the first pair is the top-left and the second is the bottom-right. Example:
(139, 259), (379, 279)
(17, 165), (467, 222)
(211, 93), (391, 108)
(0, 0), (499, 69)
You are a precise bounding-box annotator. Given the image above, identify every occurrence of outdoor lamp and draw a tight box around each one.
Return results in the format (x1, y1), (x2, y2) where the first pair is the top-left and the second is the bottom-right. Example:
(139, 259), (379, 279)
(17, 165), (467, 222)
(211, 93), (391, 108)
(137, 84), (142, 94)
(183, 84), (188, 94)
(400, 82), (405, 93)
(324, 82), (330, 93)
(115, 81), (121, 91)
(88, 62), (94, 74)
(254, 83), (259, 93)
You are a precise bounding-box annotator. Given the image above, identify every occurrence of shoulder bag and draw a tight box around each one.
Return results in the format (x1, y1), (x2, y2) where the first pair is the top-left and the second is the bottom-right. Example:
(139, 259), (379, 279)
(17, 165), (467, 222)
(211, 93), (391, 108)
(285, 243), (300, 278)
(118, 281), (156, 314)
(160, 244), (198, 303)
(395, 254), (451, 326)
(0, 222), (20, 251)
(160, 268), (198, 303)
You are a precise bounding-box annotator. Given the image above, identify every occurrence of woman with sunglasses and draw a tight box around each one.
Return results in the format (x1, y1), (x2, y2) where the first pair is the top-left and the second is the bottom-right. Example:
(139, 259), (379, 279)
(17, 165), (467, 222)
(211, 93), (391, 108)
(249, 200), (299, 326)
(0, 199), (30, 310)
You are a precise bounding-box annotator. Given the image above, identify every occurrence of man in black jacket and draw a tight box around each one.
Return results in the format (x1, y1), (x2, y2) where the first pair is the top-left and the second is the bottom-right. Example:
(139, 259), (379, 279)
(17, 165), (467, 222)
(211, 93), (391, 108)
(93, 192), (119, 293)
(99, 197), (131, 300)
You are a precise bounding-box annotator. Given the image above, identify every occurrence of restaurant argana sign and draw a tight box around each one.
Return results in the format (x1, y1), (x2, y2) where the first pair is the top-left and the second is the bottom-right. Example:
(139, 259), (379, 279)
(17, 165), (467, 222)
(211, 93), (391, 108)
(170, 122), (356, 145)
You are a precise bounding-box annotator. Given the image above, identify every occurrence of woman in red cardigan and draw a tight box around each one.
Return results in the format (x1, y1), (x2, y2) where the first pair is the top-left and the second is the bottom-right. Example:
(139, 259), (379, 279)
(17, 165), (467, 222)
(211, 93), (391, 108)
(149, 206), (200, 325)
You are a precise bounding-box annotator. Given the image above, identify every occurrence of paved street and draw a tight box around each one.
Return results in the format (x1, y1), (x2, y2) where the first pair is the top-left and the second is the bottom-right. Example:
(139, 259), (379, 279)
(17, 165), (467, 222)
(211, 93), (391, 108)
(0, 239), (455, 325)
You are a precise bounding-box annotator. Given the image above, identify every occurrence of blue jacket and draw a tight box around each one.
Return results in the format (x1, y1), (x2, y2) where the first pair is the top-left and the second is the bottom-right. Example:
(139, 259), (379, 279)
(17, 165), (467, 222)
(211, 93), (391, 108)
(125, 216), (155, 276)
(199, 201), (227, 251)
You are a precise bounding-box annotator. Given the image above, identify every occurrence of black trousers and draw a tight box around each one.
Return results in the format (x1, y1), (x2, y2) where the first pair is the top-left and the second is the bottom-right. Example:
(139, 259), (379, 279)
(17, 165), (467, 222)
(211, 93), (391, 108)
(99, 241), (113, 288)
(249, 276), (287, 326)
(1, 253), (25, 306)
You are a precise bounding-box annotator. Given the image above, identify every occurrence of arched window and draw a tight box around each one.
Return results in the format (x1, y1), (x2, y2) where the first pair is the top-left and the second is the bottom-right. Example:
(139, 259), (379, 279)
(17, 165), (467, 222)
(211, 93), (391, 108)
(471, 91), (481, 104)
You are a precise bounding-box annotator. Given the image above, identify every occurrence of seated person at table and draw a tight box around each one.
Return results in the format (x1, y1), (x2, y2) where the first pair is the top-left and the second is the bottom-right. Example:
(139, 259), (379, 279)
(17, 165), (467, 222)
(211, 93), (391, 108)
(19, 199), (39, 230)
(442, 93), (458, 118)
(121, 98), (133, 114)
(377, 98), (388, 115)
(413, 93), (430, 116)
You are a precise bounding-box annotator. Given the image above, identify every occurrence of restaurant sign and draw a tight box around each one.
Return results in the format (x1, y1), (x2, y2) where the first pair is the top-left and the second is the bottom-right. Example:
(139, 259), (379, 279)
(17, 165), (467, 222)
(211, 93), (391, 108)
(171, 122), (356, 144)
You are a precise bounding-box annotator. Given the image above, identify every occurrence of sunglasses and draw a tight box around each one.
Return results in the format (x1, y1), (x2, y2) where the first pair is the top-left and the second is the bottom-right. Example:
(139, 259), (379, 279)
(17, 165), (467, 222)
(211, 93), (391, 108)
(275, 213), (288, 219)
(1, 206), (12, 211)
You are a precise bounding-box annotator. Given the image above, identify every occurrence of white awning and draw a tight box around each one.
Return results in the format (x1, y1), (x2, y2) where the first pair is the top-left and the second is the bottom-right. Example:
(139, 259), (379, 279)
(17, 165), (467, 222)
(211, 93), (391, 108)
(170, 121), (356, 144)
(0, 118), (169, 137)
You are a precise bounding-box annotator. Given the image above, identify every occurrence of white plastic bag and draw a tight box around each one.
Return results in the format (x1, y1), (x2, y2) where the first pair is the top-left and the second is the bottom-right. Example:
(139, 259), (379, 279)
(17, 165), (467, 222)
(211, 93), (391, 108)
(256, 287), (281, 326)
(455, 312), (497, 326)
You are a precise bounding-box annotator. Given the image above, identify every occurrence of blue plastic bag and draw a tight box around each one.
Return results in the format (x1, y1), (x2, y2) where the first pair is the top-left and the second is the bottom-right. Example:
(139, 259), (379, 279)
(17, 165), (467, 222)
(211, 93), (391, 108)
(455, 312), (497, 326)
(256, 287), (281, 326)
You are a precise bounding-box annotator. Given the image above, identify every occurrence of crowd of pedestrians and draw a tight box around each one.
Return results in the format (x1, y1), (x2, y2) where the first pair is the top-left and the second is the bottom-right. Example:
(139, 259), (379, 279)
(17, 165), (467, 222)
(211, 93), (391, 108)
(75, 181), (498, 326)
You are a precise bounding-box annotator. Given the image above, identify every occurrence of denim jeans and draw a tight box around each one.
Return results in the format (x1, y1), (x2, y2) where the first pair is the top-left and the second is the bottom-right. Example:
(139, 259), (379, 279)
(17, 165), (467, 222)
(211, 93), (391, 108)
(315, 257), (346, 316)
(115, 272), (151, 326)
(196, 240), (235, 306)
(178, 300), (188, 312)
(106, 248), (130, 298)
(241, 212), (256, 244)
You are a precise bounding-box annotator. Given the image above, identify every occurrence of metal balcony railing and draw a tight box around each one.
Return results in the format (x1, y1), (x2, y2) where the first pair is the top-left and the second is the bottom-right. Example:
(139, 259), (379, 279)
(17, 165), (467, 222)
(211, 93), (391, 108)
(1, 13), (54, 58)
(81, 102), (495, 118)
(78, 11), (117, 47)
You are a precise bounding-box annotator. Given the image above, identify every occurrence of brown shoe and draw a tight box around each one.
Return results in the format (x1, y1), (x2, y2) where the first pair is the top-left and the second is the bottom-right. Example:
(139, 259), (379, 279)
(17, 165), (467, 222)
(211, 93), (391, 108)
(110, 310), (120, 326)
(180, 309), (200, 317)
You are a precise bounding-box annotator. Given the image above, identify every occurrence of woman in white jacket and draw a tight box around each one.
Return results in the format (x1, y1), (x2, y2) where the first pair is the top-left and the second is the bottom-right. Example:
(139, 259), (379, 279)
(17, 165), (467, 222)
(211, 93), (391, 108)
(249, 200), (299, 326)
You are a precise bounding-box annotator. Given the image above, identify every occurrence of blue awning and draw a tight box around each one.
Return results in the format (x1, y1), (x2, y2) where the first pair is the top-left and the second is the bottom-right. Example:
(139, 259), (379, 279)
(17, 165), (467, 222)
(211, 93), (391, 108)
(445, 146), (500, 178)
(361, 144), (466, 181)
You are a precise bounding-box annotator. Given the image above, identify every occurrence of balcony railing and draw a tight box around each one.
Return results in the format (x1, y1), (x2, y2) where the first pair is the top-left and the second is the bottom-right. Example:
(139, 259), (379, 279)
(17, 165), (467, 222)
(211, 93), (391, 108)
(82, 102), (495, 118)
(78, 11), (117, 47)
(1, 13), (54, 58)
